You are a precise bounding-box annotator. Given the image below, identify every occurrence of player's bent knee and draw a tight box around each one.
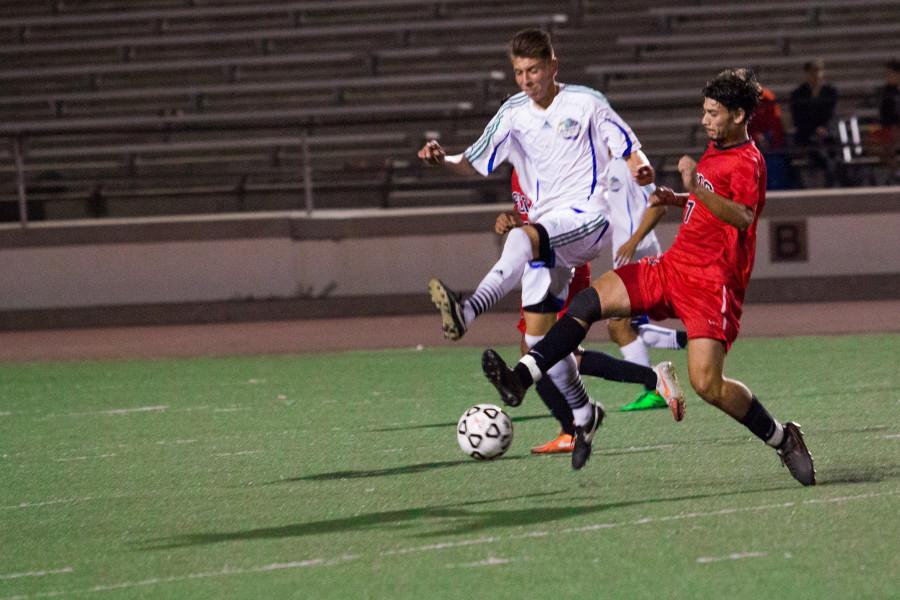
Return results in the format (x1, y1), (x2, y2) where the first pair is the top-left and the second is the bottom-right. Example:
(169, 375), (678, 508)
(566, 287), (603, 324)
(689, 372), (725, 406)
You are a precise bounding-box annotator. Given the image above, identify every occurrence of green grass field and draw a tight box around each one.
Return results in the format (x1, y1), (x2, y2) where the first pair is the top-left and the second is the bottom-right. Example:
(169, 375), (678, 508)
(2, 333), (898, 599)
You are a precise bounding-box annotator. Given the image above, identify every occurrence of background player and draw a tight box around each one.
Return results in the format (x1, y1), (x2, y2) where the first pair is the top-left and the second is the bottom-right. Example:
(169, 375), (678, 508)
(482, 68), (816, 486)
(602, 156), (688, 412)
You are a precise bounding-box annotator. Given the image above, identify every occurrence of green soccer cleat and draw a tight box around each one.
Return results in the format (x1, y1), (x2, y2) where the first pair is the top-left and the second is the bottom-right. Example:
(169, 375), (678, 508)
(620, 390), (668, 412)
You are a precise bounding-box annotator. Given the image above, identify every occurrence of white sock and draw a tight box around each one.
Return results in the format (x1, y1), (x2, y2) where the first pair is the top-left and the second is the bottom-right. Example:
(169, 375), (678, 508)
(620, 338), (650, 367)
(463, 227), (531, 324)
(519, 354), (543, 383)
(638, 324), (682, 350)
(766, 421), (785, 448)
(546, 354), (594, 425)
(572, 403), (595, 426)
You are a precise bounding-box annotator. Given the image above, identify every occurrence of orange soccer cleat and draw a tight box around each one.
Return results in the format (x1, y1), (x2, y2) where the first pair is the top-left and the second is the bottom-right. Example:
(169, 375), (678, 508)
(530, 431), (575, 455)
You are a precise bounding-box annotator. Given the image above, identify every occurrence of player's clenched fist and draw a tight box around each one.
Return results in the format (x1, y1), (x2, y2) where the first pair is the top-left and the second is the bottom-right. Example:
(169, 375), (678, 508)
(634, 164), (655, 186)
(418, 140), (446, 165)
(494, 212), (518, 235)
(650, 186), (687, 208)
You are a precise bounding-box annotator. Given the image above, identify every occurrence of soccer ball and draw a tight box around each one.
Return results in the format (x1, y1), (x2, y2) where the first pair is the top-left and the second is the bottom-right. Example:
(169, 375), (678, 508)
(456, 403), (513, 460)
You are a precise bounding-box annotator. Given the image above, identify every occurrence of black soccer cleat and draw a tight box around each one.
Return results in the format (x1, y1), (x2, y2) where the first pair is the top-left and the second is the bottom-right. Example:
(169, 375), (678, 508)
(428, 278), (467, 341)
(481, 349), (527, 407)
(572, 401), (605, 470)
(777, 421), (816, 486)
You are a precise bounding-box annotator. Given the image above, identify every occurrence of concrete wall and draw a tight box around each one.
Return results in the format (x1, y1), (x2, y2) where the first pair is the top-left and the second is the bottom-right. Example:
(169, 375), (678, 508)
(0, 187), (897, 329)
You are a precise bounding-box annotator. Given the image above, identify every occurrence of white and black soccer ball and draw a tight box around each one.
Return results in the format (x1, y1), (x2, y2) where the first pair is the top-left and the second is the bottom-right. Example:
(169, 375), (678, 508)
(456, 403), (513, 460)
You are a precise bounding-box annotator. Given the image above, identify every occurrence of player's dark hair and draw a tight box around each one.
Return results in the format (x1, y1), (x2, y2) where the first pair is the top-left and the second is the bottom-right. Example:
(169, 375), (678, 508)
(508, 28), (554, 61)
(702, 68), (763, 119)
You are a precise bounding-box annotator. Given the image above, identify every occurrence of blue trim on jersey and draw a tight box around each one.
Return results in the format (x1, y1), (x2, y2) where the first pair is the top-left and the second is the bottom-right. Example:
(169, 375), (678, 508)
(627, 194), (634, 234)
(605, 118), (633, 158)
(588, 125), (598, 199)
(487, 132), (510, 174)
(465, 93), (528, 163)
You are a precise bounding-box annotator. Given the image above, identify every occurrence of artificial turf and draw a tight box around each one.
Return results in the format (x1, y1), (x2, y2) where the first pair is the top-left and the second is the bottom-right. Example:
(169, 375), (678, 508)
(1, 333), (898, 598)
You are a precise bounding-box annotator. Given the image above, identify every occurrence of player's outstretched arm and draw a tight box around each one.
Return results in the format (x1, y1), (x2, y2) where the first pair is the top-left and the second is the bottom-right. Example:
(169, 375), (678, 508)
(417, 140), (479, 177)
(649, 186), (688, 208)
(614, 205), (667, 267)
(678, 155), (753, 230)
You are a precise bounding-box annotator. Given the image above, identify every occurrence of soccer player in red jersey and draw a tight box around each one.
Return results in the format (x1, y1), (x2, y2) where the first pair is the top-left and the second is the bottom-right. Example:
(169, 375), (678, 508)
(482, 69), (816, 484)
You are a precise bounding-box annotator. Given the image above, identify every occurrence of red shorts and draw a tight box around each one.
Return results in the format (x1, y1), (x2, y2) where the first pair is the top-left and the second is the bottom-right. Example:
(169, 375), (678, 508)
(516, 263), (592, 334)
(615, 255), (744, 351)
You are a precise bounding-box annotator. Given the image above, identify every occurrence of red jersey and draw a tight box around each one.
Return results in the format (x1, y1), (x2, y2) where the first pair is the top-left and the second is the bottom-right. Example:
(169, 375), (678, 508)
(511, 169), (532, 222)
(665, 140), (766, 293)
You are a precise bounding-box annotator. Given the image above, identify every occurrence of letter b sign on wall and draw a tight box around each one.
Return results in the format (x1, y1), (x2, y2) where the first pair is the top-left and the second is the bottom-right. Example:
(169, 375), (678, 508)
(769, 220), (808, 262)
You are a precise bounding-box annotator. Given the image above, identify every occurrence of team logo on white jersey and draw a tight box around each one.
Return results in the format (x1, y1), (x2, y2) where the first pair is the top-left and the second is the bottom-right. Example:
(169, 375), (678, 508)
(556, 118), (581, 140)
(609, 176), (622, 192)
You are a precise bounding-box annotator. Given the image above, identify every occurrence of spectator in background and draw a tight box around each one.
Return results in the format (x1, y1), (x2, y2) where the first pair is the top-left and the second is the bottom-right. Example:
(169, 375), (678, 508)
(873, 59), (899, 183)
(790, 59), (839, 187)
(749, 82), (789, 189)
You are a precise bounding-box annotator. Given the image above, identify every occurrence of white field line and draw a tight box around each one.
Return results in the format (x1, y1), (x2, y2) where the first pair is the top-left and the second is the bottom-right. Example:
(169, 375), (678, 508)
(54, 454), (117, 463)
(0, 556), (356, 599)
(881, 433), (900, 439)
(3, 490), (896, 598)
(100, 406), (168, 416)
(603, 444), (674, 454)
(697, 551), (767, 564)
(1, 497), (103, 511)
(447, 556), (513, 568)
(213, 451), (262, 457)
(0, 567), (73, 581)
(18, 404), (256, 419)
(1, 431), (302, 465)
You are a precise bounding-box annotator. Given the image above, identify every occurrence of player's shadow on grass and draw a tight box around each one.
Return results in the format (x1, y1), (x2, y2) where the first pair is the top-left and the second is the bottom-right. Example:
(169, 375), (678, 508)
(818, 463), (900, 485)
(369, 414), (551, 432)
(135, 490), (566, 551)
(267, 455), (528, 483)
(135, 485), (787, 551)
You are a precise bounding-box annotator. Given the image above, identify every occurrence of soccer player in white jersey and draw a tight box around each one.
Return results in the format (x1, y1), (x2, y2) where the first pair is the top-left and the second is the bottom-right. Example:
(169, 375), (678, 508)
(603, 157), (688, 412)
(419, 28), (680, 469)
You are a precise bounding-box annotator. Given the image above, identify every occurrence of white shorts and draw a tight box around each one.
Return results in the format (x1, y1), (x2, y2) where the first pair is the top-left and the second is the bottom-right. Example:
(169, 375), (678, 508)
(521, 207), (610, 309)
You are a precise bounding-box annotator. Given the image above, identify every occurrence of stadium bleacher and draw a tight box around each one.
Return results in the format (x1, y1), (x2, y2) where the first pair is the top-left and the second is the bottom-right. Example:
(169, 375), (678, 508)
(1, 0), (898, 221)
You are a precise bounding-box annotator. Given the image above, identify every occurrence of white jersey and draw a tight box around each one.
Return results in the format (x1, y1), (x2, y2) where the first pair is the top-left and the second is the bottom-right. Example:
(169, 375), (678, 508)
(602, 157), (661, 257)
(464, 83), (640, 222)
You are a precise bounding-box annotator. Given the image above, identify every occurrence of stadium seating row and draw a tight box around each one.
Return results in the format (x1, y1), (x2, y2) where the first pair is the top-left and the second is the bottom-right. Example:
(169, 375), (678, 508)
(1, 0), (897, 221)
